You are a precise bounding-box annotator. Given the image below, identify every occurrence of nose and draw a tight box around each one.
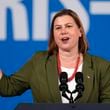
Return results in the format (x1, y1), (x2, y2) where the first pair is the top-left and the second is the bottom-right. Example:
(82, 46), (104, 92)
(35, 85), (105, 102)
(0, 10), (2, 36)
(61, 27), (68, 35)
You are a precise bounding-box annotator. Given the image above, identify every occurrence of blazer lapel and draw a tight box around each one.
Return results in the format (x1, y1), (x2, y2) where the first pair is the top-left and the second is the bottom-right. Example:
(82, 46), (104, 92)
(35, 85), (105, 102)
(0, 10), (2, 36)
(45, 54), (62, 103)
(76, 54), (94, 103)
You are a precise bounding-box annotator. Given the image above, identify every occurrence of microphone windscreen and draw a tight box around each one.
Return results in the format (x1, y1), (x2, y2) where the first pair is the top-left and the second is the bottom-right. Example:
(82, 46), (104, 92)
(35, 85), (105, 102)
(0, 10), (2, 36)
(60, 72), (68, 83)
(75, 72), (83, 84)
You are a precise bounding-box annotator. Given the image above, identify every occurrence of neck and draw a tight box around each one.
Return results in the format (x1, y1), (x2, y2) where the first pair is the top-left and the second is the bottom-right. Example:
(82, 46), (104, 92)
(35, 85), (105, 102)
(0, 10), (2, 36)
(58, 49), (79, 61)
(58, 49), (81, 68)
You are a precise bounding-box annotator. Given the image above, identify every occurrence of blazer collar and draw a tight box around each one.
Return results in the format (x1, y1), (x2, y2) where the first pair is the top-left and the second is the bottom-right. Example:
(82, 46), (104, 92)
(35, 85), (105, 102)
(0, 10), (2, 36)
(46, 53), (94, 103)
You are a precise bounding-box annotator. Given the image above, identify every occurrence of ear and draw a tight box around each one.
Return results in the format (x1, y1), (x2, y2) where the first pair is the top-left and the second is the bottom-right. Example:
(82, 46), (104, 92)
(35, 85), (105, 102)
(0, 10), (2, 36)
(79, 34), (82, 38)
(79, 28), (82, 37)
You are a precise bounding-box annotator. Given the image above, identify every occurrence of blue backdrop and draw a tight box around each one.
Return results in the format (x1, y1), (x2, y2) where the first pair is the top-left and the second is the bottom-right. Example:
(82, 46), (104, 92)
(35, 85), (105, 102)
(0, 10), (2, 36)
(0, 0), (110, 110)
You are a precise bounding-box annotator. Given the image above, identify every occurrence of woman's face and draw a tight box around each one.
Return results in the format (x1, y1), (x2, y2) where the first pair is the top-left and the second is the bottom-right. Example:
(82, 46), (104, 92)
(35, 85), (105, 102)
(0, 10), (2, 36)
(53, 15), (81, 52)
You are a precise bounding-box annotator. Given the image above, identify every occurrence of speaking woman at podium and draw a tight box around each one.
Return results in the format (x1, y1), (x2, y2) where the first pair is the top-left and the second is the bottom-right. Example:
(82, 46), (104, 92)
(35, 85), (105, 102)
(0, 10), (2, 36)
(0, 9), (110, 103)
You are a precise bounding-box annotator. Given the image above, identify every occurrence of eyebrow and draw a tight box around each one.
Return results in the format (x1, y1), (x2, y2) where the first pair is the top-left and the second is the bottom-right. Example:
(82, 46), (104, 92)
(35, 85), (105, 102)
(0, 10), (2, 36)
(54, 23), (73, 27)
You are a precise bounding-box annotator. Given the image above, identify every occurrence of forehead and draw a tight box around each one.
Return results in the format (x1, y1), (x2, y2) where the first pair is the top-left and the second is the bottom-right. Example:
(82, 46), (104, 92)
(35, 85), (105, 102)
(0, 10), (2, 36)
(54, 15), (75, 25)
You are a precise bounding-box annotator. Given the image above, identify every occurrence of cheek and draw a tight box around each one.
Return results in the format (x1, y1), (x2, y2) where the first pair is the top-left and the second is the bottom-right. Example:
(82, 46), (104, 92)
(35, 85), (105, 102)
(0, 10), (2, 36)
(73, 31), (81, 38)
(73, 27), (81, 36)
(54, 33), (58, 44)
(54, 31), (60, 40)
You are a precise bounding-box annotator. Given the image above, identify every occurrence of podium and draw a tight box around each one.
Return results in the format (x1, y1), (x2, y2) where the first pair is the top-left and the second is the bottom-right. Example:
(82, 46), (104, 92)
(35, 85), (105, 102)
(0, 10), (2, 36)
(15, 103), (110, 110)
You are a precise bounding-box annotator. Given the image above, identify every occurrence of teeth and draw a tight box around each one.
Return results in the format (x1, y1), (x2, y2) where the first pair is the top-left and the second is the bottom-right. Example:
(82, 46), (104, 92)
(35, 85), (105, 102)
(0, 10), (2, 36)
(62, 37), (69, 41)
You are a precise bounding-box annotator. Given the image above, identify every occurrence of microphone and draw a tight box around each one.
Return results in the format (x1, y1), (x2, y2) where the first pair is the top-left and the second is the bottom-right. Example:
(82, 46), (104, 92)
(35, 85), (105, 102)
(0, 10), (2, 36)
(75, 72), (83, 84)
(59, 72), (70, 100)
(59, 72), (68, 84)
(73, 72), (84, 101)
(59, 72), (70, 92)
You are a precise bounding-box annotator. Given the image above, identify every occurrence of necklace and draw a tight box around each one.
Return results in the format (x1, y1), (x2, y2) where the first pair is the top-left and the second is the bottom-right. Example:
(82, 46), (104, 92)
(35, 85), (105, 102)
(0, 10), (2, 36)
(57, 53), (80, 82)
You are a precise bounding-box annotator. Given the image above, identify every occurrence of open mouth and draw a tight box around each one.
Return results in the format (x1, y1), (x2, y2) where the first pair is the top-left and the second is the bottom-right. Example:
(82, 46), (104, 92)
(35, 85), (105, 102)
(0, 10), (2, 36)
(61, 37), (70, 42)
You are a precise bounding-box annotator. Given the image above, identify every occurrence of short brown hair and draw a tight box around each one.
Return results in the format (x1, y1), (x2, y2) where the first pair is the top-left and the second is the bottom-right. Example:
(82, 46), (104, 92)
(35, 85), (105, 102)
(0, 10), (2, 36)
(48, 9), (88, 55)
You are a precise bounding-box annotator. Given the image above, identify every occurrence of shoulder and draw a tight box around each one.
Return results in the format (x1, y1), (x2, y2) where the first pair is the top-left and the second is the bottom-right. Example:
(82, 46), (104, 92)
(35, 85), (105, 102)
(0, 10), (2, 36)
(83, 53), (110, 81)
(32, 51), (48, 59)
(24, 51), (49, 68)
(84, 53), (110, 72)
(85, 53), (110, 64)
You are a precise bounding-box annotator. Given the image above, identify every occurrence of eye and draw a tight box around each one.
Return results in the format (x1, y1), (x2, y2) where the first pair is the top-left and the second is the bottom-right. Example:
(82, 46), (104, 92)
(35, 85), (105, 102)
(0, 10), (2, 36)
(54, 26), (61, 30)
(66, 25), (73, 28)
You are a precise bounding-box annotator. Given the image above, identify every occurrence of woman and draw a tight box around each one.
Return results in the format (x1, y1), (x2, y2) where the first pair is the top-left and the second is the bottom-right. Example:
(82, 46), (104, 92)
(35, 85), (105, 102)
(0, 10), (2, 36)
(0, 9), (110, 103)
